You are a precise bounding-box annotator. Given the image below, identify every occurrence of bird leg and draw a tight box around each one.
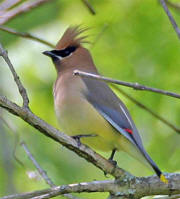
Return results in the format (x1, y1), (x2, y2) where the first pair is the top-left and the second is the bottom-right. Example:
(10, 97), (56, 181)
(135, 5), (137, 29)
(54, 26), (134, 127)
(108, 148), (117, 166)
(71, 134), (97, 147)
(104, 148), (117, 177)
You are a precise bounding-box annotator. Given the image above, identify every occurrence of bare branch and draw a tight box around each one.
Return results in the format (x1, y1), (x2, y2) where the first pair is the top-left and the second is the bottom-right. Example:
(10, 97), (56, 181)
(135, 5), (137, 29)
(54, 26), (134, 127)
(0, 29), (179, 198)
(1, 173), (180, 199)
(91, 23), (109, 47)
(166, 0), (180, 11)
(0, 113), (82, 198)
(0, 180), (114, 199)
(0, 115), (24, 166)
(154, 194), (180, 199)
(74, 70), (180, 99)
(21, 142), (79, 199)
(81, 0), (96, 15)
(0, 25), (55, 48)
(0, 0), (53, 25)
(112, 85), (180, 134)
(0, 43), (29, 108)
(0, 95), (129, 179)
(21, 141), (55, 187)
(160, 0), (180, 40)
(0, 0), (20, 12)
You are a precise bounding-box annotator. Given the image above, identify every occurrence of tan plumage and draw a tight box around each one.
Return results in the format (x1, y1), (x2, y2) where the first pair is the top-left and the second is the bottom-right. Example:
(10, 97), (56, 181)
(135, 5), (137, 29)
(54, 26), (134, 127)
(43, 26), (168, 183)
(55, 26), (88, 50)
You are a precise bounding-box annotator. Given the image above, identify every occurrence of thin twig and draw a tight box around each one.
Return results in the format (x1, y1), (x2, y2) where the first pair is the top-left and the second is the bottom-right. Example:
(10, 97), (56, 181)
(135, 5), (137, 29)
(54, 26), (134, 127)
(0, 180), (114, 199)
(0, 117), (81, 199)
(112, 85), (180, 134)
(0, 95), (129, 179)
(74, 70), (180, 99)
(0, 114), (83, 199)
(160, 0), (180, 40)
(166, 0), (180, 11)
(0, 0), (53, 25)
(81, 0), (96, 15)
(0, 115), (24, 166)
(0, 43), (29, 108)
(21, 141), (55, 187)
(0, 25), (55, 48)
(0, 0), (20, 12)
(20, 142), (82, 199)
(91, 23), (109, 47)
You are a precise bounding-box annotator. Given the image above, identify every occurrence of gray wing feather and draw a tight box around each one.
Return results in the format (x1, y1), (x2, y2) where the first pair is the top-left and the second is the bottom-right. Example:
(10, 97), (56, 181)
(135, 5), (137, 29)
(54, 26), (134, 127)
(81, 75), (161, 174)
(81, 76), (143, 145)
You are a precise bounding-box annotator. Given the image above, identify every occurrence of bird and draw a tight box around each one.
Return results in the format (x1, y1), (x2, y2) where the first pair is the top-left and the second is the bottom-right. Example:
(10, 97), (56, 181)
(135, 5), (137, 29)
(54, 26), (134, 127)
(43, 26), (168, 183)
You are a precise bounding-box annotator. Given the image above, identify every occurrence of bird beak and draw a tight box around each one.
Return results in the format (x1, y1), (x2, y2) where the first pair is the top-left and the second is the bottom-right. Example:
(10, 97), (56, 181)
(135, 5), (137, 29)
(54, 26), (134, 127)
(43, 50), (57, 58)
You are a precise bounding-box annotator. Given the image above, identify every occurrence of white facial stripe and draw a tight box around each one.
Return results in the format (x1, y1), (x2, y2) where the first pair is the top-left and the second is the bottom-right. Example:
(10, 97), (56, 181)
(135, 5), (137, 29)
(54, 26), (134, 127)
(57, 52), (73, 60)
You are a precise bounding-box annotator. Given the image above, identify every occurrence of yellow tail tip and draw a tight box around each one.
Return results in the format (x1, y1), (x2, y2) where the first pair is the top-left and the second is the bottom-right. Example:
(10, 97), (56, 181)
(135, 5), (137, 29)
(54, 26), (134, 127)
(160, 174), (168, 184)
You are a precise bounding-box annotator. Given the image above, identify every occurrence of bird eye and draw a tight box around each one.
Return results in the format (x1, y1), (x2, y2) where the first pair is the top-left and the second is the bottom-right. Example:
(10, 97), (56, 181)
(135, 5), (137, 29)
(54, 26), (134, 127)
(51, 46), (76, 58)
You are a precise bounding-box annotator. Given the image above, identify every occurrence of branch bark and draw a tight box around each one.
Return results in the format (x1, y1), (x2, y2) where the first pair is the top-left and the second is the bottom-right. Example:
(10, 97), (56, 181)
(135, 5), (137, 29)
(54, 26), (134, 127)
(0, 25), (55, 48)
(0, 30), (179, 198)
(20, 141), (81, 199)
(112, 85), (180, 134)
(74, 70), (180, 99)
(0, 43), (29, 108)
(160, 0), (180, 40)
(81, 0), (96, 15)
(0, 0), (53, 25)
(0, 95), (128, 179)
(2, 173), (180, 199)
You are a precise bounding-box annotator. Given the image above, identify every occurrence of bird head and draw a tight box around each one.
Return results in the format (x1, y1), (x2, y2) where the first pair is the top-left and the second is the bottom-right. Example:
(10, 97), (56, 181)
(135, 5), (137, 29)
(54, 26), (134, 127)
(43, 26), (97, 73)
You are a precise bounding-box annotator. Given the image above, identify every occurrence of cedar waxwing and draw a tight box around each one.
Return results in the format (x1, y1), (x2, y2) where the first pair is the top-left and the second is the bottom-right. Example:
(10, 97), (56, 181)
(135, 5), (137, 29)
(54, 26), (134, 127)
(43, 26), (168, 183)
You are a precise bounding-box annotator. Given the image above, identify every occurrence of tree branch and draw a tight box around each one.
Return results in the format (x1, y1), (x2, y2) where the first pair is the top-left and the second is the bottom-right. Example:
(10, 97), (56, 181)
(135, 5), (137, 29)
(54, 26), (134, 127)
(21, 141), (55, 187)
(2, 173), (180, 199)
(21, 141), (80, 199)
(74, 70), (180, 99)
(74, 70), (180, 134)
(0, 0), (20, 13)
(112, 85), (180, 134)
(0, 114), (24, 166)
(0, 0), (53, 25)
(166, 0), (180, 11)
(0, 95), (129, 179)
(0, 43), (29, 108)
(154, 194), (180, 199)
(0, 31), (179, 198)
(0, 25), (55, 48)
(160, 0), (180, 40)
(0, 42), (128, 179)
(81, 0), (96, 15)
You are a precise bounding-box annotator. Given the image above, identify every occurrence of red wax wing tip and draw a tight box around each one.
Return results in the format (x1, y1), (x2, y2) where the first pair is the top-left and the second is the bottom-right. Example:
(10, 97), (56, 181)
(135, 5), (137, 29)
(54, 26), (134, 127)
(124, 128), (133, 134)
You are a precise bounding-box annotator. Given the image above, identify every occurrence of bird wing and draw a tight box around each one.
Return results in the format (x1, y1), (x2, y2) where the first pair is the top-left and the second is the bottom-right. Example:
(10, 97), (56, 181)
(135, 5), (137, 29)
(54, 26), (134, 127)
(81, 76), (142, 147)
(81, 75), (161, 173)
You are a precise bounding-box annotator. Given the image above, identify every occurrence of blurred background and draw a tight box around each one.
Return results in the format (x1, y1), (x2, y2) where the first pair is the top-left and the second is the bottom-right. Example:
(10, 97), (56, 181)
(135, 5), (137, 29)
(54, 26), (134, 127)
(0, 0), (180, 198)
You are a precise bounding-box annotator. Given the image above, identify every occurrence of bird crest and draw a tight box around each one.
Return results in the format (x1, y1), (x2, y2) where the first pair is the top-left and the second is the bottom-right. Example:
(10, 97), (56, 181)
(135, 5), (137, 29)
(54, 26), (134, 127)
(55, 26), (89, 50)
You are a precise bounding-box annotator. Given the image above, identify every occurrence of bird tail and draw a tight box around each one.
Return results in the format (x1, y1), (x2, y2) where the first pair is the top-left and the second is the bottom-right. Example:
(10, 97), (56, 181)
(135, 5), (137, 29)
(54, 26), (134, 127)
(137, 145), (168, 184)
(117, 131), (168, 183)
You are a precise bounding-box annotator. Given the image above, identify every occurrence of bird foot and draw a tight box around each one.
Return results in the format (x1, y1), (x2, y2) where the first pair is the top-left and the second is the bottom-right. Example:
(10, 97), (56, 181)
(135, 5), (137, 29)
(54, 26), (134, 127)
(108, 159), (117, 166)
(71, 134), (97, 147)
(71, 135), (82, 147)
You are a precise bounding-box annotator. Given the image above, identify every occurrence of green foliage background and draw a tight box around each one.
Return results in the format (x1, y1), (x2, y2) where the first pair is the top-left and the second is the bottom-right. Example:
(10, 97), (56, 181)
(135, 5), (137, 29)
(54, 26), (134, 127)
(0, 0), (180, 198)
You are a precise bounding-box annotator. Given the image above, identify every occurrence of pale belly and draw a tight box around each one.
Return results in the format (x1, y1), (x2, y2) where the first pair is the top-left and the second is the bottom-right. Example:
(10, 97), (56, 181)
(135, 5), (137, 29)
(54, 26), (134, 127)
(55, 96), (122, 151)
(54, 91), (151, 171)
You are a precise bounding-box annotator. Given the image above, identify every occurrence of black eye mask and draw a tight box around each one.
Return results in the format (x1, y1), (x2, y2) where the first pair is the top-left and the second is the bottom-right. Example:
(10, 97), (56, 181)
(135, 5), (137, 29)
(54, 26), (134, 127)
(51, 46), (77, 58)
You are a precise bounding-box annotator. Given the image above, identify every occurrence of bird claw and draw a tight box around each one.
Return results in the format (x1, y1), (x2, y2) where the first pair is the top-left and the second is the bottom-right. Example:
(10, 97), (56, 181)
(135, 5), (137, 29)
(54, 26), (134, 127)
(108, 159), (117, 166)
(71, 134), (97, 147)
(71, 135), (82, 147)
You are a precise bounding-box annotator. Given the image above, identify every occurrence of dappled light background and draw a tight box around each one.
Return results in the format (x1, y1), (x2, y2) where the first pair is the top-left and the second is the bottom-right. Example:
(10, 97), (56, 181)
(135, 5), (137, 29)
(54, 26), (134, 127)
(0, 0), (180, 198)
